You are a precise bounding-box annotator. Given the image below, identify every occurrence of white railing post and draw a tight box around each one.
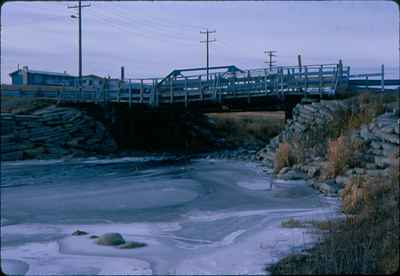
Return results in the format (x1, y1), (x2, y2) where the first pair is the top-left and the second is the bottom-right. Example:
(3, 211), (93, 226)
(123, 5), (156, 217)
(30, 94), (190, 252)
(150, 79), (155, 106)
(128, 79), (132, 108)
(247, 70), (251, 103)
(184, 77), (188, 108)
(170, 78), (174, 104)
(381, 64), (385, 92)
(199, 76), (203, 101)
(155, 79), (159, 107)
(319, 65), (323, 95)
(140, 79), (144, 104)
(117, 82), (121, 103)
(338, 60), (343, 82)
(347, 66), (350, 83)
(291, 68), (296, 93)
(264, 69), (268, 95)
(305, 66), (308, 92)
(213, 74), (217, 100)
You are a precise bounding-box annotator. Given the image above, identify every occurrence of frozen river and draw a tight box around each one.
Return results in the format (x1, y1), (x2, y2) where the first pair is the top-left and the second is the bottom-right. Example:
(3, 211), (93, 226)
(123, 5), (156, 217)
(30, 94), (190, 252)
(1, 157), (339, 275)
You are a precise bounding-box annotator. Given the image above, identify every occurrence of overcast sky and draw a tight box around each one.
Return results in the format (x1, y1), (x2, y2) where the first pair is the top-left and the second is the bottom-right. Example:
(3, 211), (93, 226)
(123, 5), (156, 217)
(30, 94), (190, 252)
(1, 0), (398, 83)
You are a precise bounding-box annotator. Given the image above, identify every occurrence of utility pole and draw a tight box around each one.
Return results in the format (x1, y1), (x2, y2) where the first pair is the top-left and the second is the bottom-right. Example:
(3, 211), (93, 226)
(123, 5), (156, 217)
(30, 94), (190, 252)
(68, 1), (91, 90)
(264, 50), (277, 71)
(200, 29), (216, 81)
(297, 54), (302, 70)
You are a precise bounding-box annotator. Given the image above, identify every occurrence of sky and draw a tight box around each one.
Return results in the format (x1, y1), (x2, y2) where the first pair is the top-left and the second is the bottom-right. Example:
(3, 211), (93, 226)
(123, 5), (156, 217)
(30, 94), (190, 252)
(1, 0), (399, 83)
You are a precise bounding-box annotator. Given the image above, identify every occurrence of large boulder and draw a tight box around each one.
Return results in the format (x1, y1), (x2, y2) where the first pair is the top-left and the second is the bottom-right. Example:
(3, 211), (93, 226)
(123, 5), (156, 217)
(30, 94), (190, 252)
(96, 233), (125, 246)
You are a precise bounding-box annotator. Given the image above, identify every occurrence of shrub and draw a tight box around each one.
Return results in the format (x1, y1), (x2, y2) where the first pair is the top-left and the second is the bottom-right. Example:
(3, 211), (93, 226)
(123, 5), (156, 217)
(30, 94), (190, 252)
(267, 159), (399, 274)
(322, 135), (350, 179)
(274, 143), (293, 173)
(321, 134), (365, 180)
(346, 93), (385, 130)
(207, 112), (285, 147)
(341, 175), (367, 214)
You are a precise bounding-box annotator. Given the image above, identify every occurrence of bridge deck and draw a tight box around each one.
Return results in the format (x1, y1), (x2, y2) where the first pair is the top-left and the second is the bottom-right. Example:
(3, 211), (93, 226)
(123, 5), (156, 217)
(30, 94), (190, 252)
(1, 63), (392, 108)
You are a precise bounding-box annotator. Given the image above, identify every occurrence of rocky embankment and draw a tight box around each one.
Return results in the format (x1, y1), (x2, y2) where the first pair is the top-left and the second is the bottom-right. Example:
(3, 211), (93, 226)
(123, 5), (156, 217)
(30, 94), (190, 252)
(1, 106), (117, 161)
(256, 97), (399, 195)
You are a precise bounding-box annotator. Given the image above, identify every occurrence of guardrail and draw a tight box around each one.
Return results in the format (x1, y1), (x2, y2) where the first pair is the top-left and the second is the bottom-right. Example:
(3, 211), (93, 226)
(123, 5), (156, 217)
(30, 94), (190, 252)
(347, 65), (398, 91)
(1, 63), (352, 108)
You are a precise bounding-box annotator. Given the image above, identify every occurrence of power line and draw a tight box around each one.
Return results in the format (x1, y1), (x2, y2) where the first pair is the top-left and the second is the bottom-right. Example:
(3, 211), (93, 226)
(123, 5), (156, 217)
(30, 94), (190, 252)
(264, 50), (277, 70)
(68, 0), (91, 88)
(200, 29), (216, 81)
(111, 6), (204, 32)
(85, 9), (199, 46)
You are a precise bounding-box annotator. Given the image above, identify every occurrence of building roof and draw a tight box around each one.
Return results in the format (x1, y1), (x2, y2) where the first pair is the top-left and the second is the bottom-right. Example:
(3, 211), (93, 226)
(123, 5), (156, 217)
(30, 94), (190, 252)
(9, 69), (74, 78)
(82, 74), (104, 79)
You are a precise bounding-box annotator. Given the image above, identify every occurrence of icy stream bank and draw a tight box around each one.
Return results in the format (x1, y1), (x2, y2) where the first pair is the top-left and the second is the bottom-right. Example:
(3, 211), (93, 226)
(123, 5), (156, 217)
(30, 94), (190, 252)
(1, 157), (339, 275)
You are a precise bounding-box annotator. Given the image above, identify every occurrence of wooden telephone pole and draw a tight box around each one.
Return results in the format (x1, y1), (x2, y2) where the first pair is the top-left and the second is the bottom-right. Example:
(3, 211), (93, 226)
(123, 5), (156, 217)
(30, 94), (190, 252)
(68, 1), (91, 89)
(264, 50), (277, 70)
(200, 29), (216, 81)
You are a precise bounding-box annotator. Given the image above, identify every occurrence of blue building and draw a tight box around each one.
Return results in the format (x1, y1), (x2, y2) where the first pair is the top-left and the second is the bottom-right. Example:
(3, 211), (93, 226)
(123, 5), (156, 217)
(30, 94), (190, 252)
(8, 66), (138, 90)
(9, 66), (76, 86)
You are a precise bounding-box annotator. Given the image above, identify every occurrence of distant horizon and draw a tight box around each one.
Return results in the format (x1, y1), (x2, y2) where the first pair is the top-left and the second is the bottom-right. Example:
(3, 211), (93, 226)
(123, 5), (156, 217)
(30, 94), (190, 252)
(1, 1), (399, 83)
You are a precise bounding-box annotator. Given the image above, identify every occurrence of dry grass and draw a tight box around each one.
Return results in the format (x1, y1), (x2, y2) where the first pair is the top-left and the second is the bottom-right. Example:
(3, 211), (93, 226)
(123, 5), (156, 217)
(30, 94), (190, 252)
(323, 135), (351, 178)
(274, 143), (293, 173)
(281, 218), (307, 228)
(346, 93), (386, 130)
(207, 111), (285, 147)
(267, 92), (399, 274)
(341, 175), (366, 214)
(320, 134), (365, 180)
(274, 138), (305, 173)
(267, 159), (399, 275)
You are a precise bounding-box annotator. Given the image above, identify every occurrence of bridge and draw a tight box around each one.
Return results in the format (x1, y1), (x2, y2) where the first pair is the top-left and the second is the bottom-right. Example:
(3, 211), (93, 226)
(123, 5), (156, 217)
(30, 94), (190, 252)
(1, 61), (396, 112)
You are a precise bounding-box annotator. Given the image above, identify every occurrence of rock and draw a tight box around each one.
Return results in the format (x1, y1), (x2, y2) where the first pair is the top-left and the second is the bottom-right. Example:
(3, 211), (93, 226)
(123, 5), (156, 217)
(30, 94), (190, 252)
(335, 175), (349, 187)
(89, 235), (99, 239)
(46, 147), (69, 157)
(370, 141), (382, 149)
(72, 230), (88, 236)
(381, 142), (398, 157)
(374, 156), (392, 168)
(118, 241), (147, 249)
(346, 168), (366, 175)
(366, 169), (388, 177)
(317, 180), (340, 195)
(278, 169), (306, 180)
(1, 151), (23, 161)
(1, 135), (16, 144)
(1, 142), (21, 153)
(67, 137), (86, 148)
(374, 131), (399, 144)
(278, 167), (291, 175)
(360, 125), (373, 140)
(96, 233), (125, 246)
(23, 147), (46, 158)
(302, 165), (320, 178)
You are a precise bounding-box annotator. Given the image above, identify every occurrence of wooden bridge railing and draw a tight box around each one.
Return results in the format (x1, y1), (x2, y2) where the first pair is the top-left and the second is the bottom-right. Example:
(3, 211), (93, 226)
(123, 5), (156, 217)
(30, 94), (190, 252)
(1, 62), (390, 108)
